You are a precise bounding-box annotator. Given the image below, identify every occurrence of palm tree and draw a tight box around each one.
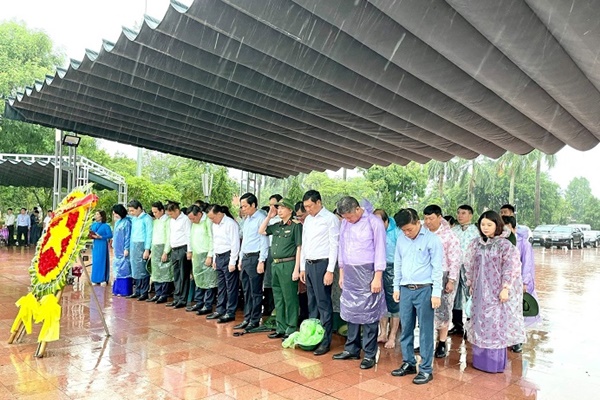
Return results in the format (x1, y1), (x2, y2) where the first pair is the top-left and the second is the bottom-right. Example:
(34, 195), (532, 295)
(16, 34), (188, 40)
(427, 158), (458, 209)
(496, 152), (535, 205)
(533, 150), (557, 225)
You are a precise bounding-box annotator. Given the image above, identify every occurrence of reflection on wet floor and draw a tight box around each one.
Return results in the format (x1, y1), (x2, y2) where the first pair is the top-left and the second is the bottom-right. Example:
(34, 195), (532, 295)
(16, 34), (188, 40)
(1, 246), (599, 399)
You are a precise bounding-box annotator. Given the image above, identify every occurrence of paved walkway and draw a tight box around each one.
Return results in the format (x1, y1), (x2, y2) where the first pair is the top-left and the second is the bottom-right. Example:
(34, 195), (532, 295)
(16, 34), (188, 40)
(1, 245), (598, 399)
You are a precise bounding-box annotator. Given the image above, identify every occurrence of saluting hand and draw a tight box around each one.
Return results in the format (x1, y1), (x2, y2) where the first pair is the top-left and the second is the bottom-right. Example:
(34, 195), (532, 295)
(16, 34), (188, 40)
(268, 205), (278, 219)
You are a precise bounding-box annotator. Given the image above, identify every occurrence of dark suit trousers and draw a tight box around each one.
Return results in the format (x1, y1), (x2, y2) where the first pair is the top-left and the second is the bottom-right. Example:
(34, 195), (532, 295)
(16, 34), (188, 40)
(7, 225), (15, 246)
(215, 251), (238, 316)
(241, 253), (264, 324)
(305, 259), (333, 347)
(172, 246), (192, 304)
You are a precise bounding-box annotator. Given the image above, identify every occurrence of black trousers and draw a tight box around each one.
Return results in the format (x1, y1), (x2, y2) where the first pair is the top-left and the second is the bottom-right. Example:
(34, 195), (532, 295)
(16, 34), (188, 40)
(172, 246), (192, 304)
(241, 253), (264, 324)
(305, 259), (333, 347)
(194, 287), (216, 309)
(7, 225), (15, 246)
(134, 277), (150, 296)
(17, 226), (28, 245)
(215, 251), (239, 316)
(346, 321), (379, 359)
(154, 282), (171, 298)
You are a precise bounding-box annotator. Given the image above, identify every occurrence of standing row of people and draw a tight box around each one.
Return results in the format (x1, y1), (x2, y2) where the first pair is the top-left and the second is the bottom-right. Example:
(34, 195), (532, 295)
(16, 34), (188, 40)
(1, 207), (53, 247)
(88, 193), (537, 385)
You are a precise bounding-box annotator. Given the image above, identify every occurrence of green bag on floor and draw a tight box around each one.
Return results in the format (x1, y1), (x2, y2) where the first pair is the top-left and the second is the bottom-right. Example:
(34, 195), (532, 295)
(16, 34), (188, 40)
(282, 318), (324, 350)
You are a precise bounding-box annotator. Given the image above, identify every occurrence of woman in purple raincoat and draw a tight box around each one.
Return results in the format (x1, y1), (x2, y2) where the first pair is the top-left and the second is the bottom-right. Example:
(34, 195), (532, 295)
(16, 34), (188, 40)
(464, 211), (526, 373)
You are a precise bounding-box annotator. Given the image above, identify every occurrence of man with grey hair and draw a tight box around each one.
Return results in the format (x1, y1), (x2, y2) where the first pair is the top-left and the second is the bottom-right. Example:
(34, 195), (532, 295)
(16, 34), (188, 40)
(332, 196), (387, 369)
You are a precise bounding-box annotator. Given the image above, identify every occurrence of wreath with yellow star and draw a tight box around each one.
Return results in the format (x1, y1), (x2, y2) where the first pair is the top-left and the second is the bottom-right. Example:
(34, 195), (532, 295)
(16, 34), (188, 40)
(30, 185), (98, 297)
(11, 184), (98, 343)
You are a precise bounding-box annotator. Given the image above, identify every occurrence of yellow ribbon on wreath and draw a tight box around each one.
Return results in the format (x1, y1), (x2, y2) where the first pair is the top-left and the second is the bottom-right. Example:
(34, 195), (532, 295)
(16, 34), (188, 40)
(35, 294), (62, 342)
(11, 293), (39, 334)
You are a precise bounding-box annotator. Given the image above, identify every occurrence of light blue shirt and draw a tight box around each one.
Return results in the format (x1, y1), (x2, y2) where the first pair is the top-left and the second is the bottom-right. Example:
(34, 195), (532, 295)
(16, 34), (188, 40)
(394, 225), (444, 297)
(385, 218), (399, 264)
(130, 211), (153, 250)
(240, 209), (269, 262)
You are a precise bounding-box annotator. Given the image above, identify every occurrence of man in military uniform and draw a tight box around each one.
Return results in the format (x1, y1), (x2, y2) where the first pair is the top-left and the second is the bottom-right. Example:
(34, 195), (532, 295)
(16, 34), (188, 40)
(259, 198), (302, 338)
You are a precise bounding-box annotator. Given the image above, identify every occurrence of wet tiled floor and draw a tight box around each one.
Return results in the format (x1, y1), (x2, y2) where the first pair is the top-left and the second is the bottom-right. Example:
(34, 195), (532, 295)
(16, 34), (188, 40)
(1, 245), (599, 399)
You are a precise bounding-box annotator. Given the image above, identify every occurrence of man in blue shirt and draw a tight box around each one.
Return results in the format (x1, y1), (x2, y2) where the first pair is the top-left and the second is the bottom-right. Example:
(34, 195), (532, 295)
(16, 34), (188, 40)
(391, 208), (443, 385)
(235, 193), (269, 330)
(127, 200), (153, 301)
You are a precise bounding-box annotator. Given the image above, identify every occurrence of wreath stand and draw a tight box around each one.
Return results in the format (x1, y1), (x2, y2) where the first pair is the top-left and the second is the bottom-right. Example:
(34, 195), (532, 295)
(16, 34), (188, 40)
(7, 255), (111, 358)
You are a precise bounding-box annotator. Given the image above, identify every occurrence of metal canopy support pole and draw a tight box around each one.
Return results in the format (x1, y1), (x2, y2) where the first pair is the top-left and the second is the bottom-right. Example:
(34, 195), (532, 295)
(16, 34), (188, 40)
(118, 183), (128, 204)
(53, 129), (63, 210)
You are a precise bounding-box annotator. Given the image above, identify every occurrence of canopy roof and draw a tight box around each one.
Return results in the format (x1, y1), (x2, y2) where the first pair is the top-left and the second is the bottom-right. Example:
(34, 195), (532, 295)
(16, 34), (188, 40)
(5, 0), (600, 178)
(0, 154), (126, 191)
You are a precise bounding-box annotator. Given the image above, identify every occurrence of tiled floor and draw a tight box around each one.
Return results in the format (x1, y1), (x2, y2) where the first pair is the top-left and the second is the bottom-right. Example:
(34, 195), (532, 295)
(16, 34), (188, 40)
(1, 245), (599, 399)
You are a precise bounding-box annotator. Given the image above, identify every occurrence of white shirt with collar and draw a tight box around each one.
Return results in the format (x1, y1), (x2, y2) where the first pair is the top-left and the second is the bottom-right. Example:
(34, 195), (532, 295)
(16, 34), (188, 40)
(212, 215), (240, 264)
(5, 213), (16, 227)
(300, 207), (340, 272)
(169, 211), (191, 252)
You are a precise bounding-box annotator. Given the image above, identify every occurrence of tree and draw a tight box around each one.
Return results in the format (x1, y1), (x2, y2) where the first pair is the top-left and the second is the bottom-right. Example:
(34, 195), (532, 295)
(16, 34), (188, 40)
(496, 152), (534, 205)
(533, 150), (557, 226)
(565, 177), (595, 224)
(285, 176), (304, 203)
(364, 163), (428, 214)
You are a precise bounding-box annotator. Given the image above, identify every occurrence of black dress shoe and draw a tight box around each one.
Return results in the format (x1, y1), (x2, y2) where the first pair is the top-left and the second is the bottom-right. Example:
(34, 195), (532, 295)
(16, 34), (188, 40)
(245, 323), (259, 331)
(206, 312), (222, 320)
(434, 342), (447, 358)
(413, 372), (433, 385)
(332, 351), (360, 360)
(360, 358), (376, 369)
(268, 332), (286, 339)
(186, 304), (203, 312)
(511, 343), (523, 353)
(233, 321), (249, 330)
(217, 314), (235, 323)
(391, 362), (417, 377)
(313, 344), (330, 356)
(196, 308), (212, 315)
(146, 296), (159, 302)
(156, 296), (168, 304)
(173, 302), (186, 309)
(126, 293), (139, 299)
(138, 295), (149, 301)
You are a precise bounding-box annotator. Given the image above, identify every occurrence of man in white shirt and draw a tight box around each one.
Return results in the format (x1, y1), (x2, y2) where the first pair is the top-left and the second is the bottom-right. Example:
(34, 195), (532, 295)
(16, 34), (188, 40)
(206, 204), (240, 324)
(4, 208), (16, 247)
(164, 202), (192, 309)
(300, 190), (340, 356)
(43, 210), (53, 231)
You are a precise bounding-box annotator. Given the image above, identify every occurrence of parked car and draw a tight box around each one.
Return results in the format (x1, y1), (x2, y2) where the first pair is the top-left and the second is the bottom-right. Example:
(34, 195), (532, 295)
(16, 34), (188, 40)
(544, 225), (584, 249)
(532, 224), (557, 246)
(583, 230), (600, 248)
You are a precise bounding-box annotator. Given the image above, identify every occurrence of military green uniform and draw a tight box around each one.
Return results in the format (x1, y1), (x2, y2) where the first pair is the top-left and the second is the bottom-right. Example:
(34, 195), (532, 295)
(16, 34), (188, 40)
(266, 219), (302, 335)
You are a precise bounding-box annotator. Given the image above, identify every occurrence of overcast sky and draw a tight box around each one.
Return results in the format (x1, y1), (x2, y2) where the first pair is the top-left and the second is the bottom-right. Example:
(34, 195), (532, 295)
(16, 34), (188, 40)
(3, 0), (600, 196)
